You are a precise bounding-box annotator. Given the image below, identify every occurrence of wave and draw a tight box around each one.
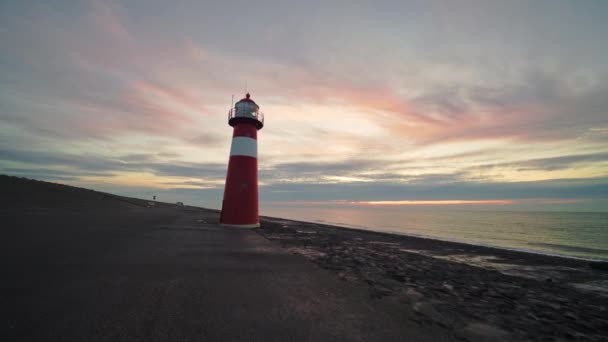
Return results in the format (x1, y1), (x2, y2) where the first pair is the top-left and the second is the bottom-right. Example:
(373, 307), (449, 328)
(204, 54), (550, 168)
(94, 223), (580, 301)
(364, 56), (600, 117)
(528, 242), (608, 255)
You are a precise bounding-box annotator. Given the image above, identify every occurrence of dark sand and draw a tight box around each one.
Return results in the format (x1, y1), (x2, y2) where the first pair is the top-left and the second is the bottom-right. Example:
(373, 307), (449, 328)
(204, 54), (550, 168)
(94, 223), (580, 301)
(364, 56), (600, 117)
(2, 175), (608, 341)
(257, 217), (608, 341)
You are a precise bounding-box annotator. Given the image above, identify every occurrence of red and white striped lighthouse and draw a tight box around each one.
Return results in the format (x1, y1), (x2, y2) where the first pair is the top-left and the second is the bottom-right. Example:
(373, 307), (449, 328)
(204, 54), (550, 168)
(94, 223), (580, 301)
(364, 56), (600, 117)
(220, 93), (264, 228)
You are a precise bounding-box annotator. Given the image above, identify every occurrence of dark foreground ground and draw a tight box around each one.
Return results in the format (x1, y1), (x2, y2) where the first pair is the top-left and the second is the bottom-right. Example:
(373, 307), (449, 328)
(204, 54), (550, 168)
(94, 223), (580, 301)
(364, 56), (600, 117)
(0, 176), (447, 342)
(1, 176), (607, 341)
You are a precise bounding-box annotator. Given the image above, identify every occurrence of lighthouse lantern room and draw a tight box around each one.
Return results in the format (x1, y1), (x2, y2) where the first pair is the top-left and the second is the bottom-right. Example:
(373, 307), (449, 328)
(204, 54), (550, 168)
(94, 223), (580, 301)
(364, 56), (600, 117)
(220, 93), (264, 227)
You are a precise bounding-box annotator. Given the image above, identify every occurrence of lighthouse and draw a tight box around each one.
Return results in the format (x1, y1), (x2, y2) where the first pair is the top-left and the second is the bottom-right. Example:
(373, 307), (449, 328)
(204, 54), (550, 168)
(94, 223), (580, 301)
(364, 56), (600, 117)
(220, 93), (264, 227)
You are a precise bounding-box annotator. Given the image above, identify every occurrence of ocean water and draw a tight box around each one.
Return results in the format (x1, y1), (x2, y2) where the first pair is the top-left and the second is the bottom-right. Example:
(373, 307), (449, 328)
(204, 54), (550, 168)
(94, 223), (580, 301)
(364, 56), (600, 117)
(261, 206), (608, 261)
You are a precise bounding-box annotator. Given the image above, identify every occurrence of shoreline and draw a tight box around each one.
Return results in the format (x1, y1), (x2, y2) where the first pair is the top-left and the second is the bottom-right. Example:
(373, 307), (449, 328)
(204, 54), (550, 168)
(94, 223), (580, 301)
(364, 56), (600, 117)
(258, 214), (608, 286)
(256, 214), (608, 341)
(260, 214), (608, 264)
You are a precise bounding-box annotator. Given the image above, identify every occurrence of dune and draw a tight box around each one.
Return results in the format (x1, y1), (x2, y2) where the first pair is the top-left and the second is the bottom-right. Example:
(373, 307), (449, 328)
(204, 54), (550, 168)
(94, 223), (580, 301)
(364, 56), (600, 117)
(2, 175), (607, 341)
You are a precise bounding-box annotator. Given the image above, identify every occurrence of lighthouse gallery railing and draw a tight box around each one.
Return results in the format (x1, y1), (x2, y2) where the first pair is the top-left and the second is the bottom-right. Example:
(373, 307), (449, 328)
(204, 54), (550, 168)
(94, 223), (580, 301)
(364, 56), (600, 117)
(228, 107), (264, 125)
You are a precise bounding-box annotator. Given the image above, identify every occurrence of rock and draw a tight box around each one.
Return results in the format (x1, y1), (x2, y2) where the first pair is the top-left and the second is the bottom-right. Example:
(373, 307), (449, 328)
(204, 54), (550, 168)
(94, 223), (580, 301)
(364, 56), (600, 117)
(404, 288), (424, 302)
(588, 261), (608, 271)
(413, 302), (451, 328)
(459, 322), (510, 342)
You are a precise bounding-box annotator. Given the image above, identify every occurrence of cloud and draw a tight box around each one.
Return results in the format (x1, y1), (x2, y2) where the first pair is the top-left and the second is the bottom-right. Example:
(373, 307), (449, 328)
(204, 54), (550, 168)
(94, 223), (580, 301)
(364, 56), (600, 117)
(2, 1), (605, 148)
(0, 148), (226, 183)
(1, 1), (608, 211)
(0, 1), (221, 143)
(160, 180), (218, 189)
(263, 160), (379, 178)
(1, 167), (99, 182)
(183, 133), (224, 147)
(497, 152), (608, 172)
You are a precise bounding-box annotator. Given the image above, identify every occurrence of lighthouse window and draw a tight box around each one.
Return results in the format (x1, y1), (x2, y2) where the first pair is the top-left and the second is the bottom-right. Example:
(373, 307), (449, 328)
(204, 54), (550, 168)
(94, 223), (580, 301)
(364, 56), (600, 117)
(236, 102), (258, 117)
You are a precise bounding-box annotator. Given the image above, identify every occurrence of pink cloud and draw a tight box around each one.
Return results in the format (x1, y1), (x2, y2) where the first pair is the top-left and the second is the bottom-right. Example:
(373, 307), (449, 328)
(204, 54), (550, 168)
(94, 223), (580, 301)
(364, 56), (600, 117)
(55, 80), (200, 139)
(86, 0), (131, 44)
(131, 81), (207, 115)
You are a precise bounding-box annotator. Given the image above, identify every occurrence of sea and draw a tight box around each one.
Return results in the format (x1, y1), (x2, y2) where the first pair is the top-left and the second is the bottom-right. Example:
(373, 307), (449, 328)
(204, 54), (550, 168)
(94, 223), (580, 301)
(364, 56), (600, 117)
(261, 206), (608, 261)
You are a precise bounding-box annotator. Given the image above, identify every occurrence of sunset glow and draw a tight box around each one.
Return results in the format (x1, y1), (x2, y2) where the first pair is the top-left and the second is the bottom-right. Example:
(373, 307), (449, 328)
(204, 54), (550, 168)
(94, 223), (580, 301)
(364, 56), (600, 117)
(1, 1), (607, 211)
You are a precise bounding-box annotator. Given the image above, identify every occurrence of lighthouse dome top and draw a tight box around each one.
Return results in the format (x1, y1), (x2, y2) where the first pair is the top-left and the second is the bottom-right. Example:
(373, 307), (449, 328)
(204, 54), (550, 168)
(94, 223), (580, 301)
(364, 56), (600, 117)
(236, 93), (258, 106)
(229, 93), (264, 130)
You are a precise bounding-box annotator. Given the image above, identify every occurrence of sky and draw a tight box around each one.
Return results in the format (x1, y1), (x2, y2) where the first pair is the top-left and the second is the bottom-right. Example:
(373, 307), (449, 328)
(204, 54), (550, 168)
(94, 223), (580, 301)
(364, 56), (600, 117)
(1, 0), (608, 211)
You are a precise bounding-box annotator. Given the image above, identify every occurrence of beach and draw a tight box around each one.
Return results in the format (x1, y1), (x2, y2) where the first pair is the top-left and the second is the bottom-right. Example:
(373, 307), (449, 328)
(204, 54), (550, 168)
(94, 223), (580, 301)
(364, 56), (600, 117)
(260, 207), (608, 261)
(258, 216), (608, 341)
(2, 176), (607, 341)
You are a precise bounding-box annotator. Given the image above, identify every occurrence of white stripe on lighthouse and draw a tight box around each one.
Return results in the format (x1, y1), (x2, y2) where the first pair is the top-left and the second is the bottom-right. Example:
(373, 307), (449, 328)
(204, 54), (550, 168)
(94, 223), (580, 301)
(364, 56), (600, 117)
(230, 137), (257, 158)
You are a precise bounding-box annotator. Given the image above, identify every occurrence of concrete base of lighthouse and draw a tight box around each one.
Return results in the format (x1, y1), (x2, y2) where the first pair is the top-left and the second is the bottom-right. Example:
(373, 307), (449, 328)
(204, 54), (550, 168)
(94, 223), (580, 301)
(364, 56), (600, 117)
(220, 223), (260, 228)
